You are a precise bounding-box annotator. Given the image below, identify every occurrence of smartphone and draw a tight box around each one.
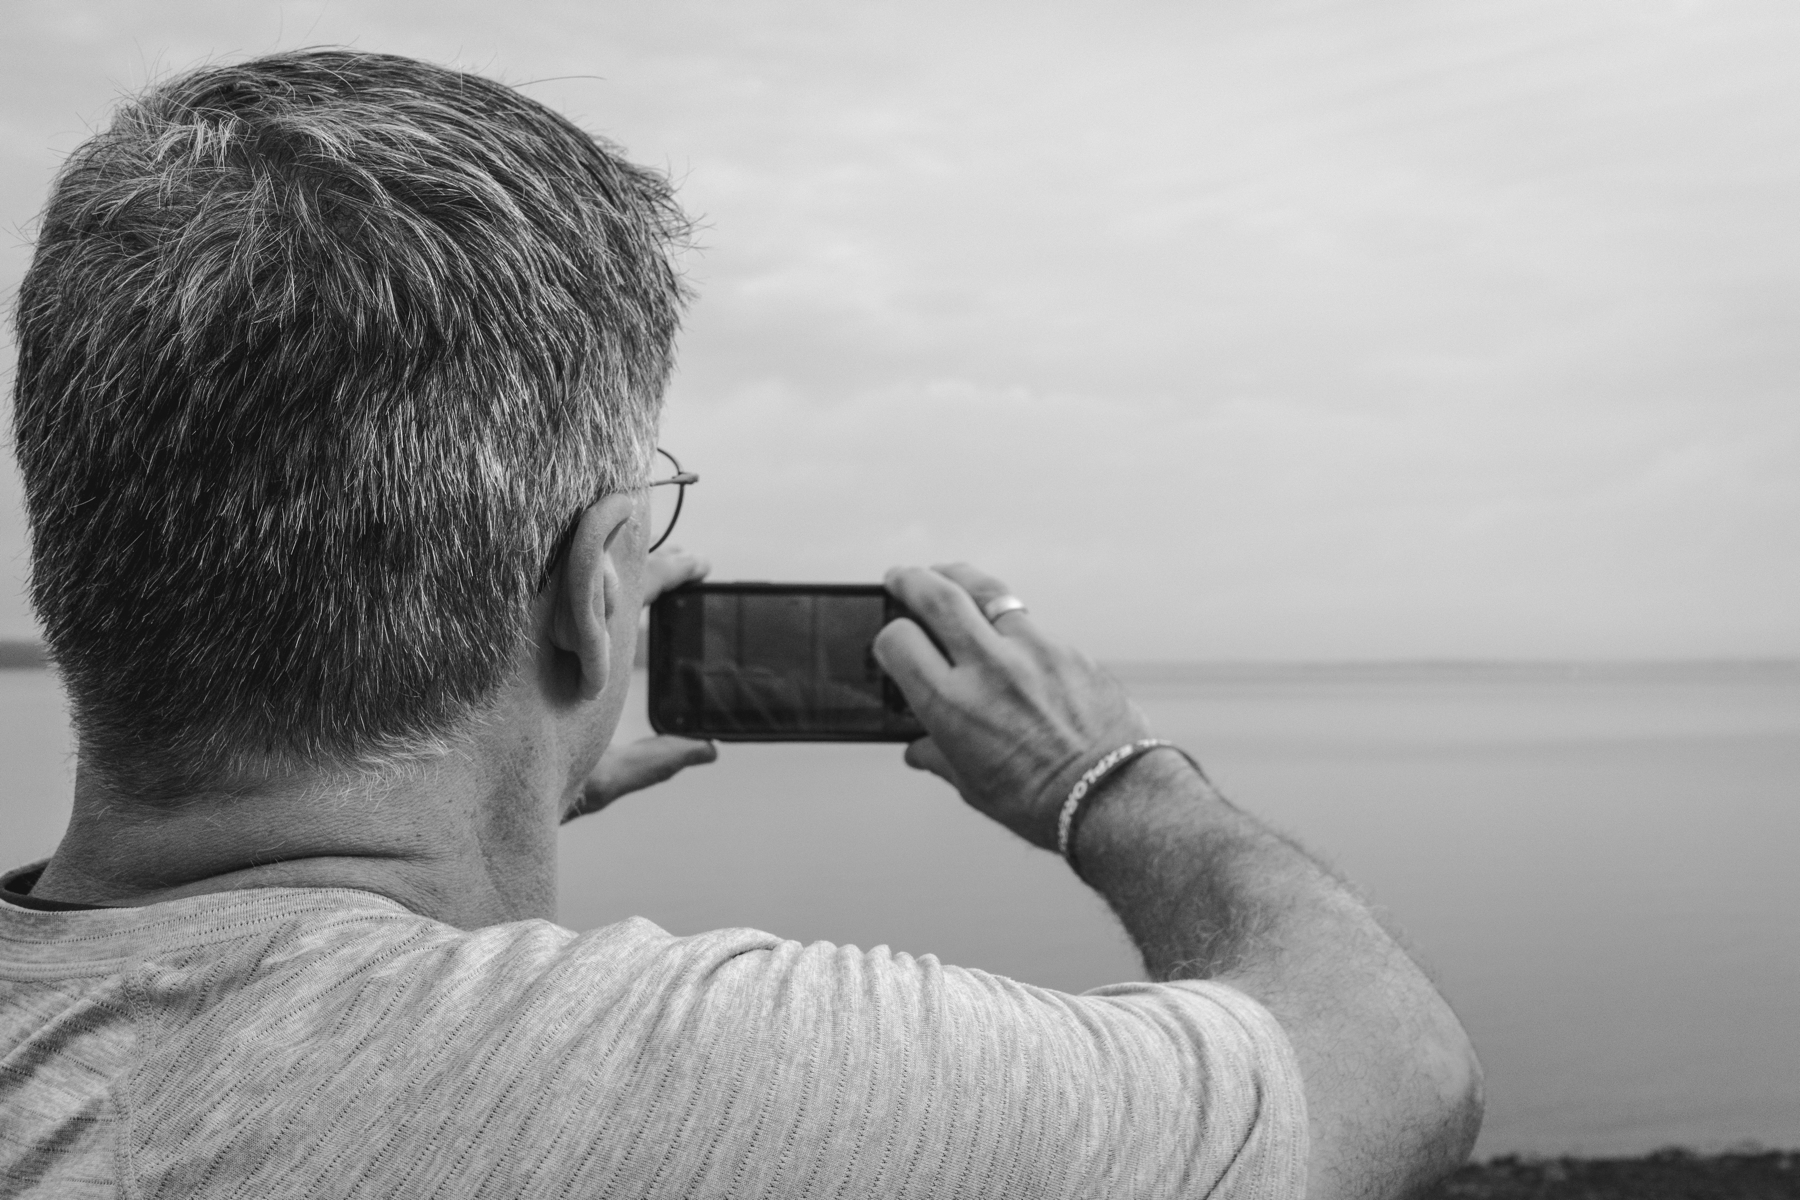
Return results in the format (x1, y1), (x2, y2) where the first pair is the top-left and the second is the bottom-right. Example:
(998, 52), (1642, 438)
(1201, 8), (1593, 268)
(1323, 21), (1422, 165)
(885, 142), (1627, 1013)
(647, 582), (927, 741)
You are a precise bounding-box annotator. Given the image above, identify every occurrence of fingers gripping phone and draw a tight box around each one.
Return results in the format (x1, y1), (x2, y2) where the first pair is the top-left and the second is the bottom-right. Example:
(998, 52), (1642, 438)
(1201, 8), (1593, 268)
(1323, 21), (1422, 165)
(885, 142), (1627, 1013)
(647, 583), (927, 741)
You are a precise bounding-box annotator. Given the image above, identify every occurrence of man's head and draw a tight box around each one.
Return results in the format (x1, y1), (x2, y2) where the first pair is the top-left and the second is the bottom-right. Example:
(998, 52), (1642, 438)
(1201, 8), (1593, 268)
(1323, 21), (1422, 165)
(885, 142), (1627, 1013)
(12, 49), (689, 800)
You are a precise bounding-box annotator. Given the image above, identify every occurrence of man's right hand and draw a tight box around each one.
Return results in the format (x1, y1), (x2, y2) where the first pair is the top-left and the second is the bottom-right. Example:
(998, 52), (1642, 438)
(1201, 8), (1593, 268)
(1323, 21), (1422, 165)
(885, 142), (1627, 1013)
(878, 560), (1484, 1199)
(873, 563), (1152, 851)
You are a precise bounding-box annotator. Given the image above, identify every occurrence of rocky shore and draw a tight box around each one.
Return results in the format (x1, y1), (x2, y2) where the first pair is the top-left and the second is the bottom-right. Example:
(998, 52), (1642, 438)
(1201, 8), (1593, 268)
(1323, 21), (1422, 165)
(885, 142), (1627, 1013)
(1420, 1149), (1800, 1199)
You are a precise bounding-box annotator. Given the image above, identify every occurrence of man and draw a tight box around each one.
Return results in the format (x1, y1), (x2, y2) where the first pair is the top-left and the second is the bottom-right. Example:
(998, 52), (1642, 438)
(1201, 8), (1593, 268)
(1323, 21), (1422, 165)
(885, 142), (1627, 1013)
(1, 49), (1480, 1198)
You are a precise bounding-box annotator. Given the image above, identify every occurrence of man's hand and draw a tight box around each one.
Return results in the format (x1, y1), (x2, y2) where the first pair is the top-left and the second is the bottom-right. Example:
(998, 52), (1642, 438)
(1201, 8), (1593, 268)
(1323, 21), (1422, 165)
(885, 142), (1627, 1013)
(564, 546), (717, 824)
(642, 544), (712, 605)
(873, 563), (1150, 850)
(565, 735), (717, 822)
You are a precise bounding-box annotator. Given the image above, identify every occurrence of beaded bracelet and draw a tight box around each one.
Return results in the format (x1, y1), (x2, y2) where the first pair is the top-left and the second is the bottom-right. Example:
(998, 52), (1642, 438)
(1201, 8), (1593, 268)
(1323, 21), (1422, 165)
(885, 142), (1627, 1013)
(1055, 738), (1202, 878)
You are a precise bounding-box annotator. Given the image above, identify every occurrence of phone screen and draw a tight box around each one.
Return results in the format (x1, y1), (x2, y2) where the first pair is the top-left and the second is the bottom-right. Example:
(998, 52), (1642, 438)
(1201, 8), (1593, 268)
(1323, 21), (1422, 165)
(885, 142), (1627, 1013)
(647, 583), (927, 741)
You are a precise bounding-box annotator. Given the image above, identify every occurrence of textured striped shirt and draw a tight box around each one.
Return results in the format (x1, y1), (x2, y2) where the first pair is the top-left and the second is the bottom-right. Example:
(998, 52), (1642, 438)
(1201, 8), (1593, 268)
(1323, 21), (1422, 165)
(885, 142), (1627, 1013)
(0, 881), (1306, 1198)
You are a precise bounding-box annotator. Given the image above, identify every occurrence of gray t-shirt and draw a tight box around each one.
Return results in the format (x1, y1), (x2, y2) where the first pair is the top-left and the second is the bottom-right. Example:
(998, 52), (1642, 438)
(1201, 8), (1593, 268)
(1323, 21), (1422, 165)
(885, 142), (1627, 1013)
(0, 878), (1306, 1198)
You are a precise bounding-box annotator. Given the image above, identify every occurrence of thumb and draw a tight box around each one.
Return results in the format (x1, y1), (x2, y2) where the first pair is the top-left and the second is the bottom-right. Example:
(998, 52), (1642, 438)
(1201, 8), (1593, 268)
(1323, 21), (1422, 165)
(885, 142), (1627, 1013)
(568, 735), (718, 822)
(903, 737), (962, 789)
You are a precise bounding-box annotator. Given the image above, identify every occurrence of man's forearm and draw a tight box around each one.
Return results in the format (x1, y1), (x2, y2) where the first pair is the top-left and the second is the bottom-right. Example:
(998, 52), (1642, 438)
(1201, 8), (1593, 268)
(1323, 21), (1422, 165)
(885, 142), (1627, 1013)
(1077, 750), (1484, 1200)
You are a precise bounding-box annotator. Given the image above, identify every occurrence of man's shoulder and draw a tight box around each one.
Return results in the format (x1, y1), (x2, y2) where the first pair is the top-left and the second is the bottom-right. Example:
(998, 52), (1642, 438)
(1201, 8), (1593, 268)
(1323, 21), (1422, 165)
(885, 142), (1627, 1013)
(113, 896), (798, 1177)
(0, 883), (794, 1056)
(128, 890), (789, 1025)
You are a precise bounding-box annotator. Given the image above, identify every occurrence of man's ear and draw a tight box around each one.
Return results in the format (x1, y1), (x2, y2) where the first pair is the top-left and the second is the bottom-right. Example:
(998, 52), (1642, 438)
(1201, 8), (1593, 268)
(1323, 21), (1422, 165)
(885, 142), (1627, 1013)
(549, 493), (637, 702)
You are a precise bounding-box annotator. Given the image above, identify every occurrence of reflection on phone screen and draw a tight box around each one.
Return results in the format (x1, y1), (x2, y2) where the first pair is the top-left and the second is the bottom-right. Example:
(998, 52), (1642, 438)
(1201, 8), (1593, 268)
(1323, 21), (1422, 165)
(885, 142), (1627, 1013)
(671, 591), (891, 734)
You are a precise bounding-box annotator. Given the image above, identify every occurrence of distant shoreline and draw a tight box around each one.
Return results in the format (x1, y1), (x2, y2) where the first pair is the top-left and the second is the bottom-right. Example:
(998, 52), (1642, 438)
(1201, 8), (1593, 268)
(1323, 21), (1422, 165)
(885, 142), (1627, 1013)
(0, 642), (47, 670)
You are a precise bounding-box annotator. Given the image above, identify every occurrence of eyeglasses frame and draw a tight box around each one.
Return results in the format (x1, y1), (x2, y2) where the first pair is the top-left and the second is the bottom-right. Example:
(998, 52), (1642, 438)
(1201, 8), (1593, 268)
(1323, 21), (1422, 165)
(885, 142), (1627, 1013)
(536, 446), (699, 591)
(644, 447), (699, 553)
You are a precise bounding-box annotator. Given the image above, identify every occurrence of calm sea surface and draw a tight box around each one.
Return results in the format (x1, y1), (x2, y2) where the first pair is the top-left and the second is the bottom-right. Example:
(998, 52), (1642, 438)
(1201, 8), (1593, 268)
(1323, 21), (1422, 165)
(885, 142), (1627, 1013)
(3, 661), (1795, 1157)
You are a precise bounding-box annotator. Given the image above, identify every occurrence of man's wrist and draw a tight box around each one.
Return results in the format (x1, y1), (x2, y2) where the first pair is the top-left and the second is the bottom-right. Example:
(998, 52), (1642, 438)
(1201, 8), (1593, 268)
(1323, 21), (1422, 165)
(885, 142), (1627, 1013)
(1058, 739), (1192, 874)
(1071, 748), (1240, 887)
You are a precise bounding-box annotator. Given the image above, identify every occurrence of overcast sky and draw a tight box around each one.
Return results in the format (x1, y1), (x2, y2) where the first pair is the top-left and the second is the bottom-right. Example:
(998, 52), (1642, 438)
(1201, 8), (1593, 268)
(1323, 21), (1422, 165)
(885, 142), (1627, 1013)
(2, 0), (1795, 659)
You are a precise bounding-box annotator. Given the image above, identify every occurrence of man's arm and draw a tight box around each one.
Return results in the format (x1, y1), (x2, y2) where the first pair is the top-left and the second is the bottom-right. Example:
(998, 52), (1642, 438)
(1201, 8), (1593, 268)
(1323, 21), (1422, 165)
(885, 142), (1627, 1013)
(875, 564), (1482, 1200)
(1080, 752), (1483, 1198)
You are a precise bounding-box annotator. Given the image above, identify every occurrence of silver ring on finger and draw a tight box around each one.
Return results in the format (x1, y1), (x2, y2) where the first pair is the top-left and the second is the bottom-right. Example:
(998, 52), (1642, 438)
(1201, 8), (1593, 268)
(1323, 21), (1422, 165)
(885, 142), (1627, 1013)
(982, 594), (1028, 624)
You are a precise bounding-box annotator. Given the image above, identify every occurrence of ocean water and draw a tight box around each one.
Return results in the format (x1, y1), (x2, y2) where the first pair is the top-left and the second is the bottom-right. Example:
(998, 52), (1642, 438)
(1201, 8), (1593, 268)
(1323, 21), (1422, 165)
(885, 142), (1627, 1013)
(3, 661), (1795, 1158)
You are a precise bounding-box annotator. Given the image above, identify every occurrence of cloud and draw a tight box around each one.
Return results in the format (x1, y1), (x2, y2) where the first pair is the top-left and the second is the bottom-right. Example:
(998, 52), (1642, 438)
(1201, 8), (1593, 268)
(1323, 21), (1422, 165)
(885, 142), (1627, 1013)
(1, 0), (1795, 655)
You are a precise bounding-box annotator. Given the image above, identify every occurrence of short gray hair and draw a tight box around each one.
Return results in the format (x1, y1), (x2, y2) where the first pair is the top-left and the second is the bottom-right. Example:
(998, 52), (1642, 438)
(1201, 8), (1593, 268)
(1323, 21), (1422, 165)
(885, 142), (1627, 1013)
(12, 49), (690, 798)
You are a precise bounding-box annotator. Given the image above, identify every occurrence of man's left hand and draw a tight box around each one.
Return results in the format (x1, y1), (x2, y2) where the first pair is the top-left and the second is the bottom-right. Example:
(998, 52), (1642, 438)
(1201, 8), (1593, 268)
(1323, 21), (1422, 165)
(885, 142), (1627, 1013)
(565, 545), (717, 823)
(565, 735), (718, 821)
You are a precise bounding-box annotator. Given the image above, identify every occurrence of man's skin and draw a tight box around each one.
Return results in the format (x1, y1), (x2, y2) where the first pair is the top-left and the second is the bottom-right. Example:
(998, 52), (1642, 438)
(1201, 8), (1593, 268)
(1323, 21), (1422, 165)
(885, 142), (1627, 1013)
(33, 493), (716, 928)
(32, 488), (1482, 1198)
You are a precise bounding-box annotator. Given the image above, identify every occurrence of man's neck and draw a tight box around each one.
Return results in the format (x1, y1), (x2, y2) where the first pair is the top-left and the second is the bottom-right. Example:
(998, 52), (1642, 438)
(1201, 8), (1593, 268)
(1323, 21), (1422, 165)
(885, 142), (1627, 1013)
(32, 712), (572, 930)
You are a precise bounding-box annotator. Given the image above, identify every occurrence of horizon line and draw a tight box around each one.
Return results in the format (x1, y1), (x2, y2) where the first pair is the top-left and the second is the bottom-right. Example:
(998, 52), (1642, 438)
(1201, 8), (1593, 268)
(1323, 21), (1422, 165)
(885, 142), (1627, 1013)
(3, 640), (1796, 673)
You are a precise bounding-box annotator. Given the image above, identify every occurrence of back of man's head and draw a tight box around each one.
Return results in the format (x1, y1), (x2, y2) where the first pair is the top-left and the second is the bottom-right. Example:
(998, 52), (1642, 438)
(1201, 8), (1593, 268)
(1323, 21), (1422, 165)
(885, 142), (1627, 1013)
(11, 49), (688, 800)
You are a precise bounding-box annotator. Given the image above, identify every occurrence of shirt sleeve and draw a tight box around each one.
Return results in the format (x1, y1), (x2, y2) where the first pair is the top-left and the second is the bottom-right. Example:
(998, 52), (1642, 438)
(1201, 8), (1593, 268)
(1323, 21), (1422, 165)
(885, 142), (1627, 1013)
(522, 924), (1309, 1200)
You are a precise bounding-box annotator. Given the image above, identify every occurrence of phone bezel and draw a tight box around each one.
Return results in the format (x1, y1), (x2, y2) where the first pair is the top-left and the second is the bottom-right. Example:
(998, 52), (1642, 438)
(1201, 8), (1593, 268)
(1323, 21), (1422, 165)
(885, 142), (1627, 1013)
(646, 582), (926, 742)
